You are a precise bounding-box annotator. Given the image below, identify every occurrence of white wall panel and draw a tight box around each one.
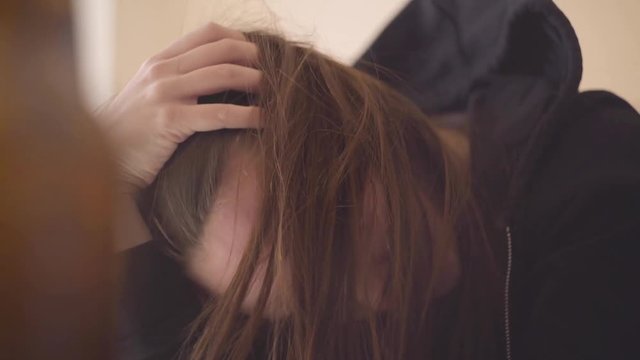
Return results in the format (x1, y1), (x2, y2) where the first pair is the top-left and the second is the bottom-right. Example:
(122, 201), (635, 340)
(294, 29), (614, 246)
(72, 0), (115, 109)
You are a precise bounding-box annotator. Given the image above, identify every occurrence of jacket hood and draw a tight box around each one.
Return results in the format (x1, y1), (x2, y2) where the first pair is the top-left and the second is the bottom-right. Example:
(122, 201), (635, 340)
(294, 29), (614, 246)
(357, 0), (583, 223)
(357, 0), (582, 113)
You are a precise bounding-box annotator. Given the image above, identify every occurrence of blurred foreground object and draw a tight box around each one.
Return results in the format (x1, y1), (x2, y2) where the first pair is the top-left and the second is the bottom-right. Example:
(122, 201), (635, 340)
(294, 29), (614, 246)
(0, 1), (115, 359)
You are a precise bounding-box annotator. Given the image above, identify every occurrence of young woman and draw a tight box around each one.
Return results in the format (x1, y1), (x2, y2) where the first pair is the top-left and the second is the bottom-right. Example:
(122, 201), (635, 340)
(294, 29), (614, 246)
(102, 1), (640, 359)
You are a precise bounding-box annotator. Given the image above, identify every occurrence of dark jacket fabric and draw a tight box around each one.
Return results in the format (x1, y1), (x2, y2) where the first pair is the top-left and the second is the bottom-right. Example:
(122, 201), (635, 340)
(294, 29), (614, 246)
(118, 0), (640, 359)
(358, 0), (640, 359)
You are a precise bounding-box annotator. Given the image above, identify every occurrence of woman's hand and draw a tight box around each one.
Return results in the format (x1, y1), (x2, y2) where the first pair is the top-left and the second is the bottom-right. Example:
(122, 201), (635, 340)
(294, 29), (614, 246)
(97, 22), (262, 191)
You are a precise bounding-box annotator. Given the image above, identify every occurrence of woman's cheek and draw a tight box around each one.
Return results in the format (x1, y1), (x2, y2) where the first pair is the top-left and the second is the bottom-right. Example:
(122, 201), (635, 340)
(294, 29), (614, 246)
(187, 200), (253, 297)
(186, 149), (268, 311)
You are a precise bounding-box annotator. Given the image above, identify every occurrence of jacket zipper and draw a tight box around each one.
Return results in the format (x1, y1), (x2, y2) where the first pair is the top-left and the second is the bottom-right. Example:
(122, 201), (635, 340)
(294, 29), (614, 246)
(504, 226), (514, 360)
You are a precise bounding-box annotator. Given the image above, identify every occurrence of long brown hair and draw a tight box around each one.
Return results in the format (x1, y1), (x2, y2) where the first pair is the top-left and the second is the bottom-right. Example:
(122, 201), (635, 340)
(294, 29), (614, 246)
(145, 31), (500, 360)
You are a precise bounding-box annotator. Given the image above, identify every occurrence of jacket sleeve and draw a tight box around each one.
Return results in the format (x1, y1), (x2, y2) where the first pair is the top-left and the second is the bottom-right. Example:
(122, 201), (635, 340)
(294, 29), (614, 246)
(116, 241), (203, 360)
(516, 92), (640, 360)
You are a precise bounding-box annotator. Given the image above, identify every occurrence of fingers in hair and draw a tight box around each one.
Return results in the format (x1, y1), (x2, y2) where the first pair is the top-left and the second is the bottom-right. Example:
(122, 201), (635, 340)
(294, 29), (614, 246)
(172, 39), (260, 74)
(168, 64), (262, 99)
(179, 104), (262, 133)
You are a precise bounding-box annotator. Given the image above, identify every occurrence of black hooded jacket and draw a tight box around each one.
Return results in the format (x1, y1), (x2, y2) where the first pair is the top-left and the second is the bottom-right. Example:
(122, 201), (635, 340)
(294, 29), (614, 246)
(118, 0), (640, 359)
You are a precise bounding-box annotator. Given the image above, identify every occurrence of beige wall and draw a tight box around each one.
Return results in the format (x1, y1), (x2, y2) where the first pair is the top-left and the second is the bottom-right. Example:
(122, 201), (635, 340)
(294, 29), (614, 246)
(112, 0), (640, 110)
(114, 0), (187, 91)
(555, 0), (639, 109)
(114, 0), (407, 90)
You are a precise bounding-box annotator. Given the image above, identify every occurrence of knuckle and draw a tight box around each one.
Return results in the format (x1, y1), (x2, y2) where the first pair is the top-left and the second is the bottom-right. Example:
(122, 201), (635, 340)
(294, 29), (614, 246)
(204, 21), (244, 41)
(215, 106), (229, 126)
(155, 106), (182, 140)
(217, 64), (237, 81)
(145, 61), (169, 80)
(248, 43), (259, 58)
(140, 57), (157, 71)
(143, 54), (162, 65)
(173, 57), (186, 74)
(146, 80), (169, 100)
(204, 22), (222, 35)
(156, 106), (175, 126)
(218, 38), (238, 53)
